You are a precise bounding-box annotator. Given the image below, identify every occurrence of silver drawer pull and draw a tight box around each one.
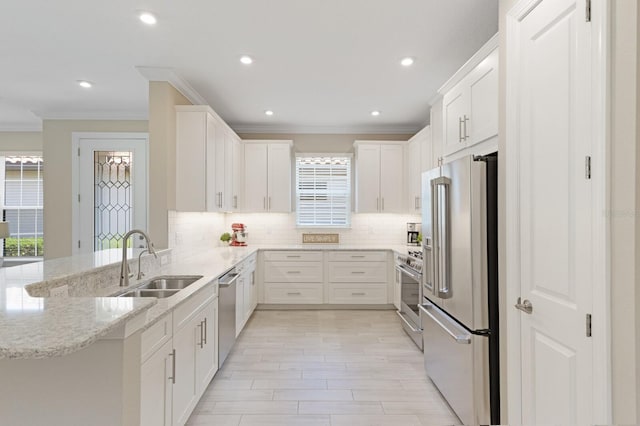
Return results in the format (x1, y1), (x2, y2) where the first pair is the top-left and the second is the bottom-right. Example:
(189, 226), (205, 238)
(287, 255), (301, 258)
(287, 271), (301, 274)
(168, 349), (176, 384)
(352, 292), (366, 296)
(351, 271), (366, 274)
(287, 292), (302, 295)
(351, 255), (365, 258)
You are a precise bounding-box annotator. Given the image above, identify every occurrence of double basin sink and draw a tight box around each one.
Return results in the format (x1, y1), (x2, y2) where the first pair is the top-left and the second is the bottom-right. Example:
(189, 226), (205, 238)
(118, 275), (204, 299)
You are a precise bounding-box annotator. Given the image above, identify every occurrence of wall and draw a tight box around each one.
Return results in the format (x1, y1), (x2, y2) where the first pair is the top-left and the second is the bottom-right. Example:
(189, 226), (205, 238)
(147, 82), (192, 249)
(168, 211), (421, 260)
(610, 0), (640, 422)
(0, 132), (42, 151)
(42, 120), (148, 260)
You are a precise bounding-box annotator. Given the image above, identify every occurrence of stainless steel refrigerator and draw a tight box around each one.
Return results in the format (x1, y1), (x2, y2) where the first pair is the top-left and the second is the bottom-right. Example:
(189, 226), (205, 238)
(419, 153), (499, 425)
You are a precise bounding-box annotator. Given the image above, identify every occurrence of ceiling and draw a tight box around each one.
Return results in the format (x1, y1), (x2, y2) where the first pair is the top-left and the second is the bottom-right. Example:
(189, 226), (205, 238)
(0, 0), (498, 134)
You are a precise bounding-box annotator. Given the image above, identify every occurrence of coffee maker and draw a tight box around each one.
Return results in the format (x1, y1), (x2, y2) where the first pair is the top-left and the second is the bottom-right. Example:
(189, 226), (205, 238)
(230, 223), (248, 246)
(407, 222), (421, 245)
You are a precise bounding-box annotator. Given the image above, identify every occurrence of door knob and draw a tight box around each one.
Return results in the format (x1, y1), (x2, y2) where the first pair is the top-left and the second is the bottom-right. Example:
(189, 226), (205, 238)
(515, 297), (533, 314)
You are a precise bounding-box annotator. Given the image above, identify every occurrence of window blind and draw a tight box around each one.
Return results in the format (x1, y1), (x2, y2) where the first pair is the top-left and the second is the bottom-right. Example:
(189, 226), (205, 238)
(296, 156), (351, 227)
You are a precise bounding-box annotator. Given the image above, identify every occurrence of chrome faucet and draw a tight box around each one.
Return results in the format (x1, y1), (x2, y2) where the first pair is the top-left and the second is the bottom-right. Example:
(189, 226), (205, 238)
(120, 229), (157, 287)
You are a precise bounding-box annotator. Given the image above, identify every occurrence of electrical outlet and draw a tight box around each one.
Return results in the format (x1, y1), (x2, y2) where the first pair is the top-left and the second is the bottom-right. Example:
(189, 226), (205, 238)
(160, 255), (168, 265)
(49, 285), (68, 297)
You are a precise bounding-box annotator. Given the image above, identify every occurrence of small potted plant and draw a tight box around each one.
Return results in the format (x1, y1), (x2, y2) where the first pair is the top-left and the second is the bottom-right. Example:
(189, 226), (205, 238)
(219, 232), (231, 246)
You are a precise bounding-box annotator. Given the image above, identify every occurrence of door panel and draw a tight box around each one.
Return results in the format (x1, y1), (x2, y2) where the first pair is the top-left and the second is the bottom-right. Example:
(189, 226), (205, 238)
(243, 144), (268, 211)
(355, 144), (380, 213)
(379, 144), (403, 212)
(516, 0), (592, 423)
(267, 143), (292, 212)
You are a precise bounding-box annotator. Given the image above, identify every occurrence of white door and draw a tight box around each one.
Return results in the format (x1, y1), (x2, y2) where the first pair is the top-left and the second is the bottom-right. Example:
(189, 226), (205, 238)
(442, 84), (468, 156)
(355, 144), (380, 213)
(379, 144), (403, 213)
(507, 0), (595, 423)
(267, 143), (292, 212)
(73, 133), (148, 254)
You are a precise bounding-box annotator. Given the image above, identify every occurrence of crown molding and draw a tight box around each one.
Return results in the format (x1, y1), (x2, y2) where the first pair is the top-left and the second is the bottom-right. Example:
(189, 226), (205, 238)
(36, 110), (148, 120)
(136, 66), (208, 105)
(438, 32), (499, 95)
(230, 123), (421, 135)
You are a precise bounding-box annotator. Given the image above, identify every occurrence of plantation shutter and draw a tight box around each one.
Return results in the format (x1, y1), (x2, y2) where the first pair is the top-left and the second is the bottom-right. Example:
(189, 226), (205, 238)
(296, 156), (351, 227)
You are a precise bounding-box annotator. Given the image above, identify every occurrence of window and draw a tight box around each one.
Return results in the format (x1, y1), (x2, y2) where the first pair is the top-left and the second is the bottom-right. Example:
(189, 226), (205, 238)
(1, 155), (43, 258)
(296, 155), (351, 227)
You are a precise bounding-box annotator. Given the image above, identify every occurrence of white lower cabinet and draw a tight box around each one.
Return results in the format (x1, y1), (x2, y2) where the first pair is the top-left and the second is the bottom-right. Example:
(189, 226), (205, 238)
(236, 253), (258, 336)
(140, 286), (218, 426)
(393, 258), (402, 310)
(141, 338), (173, 426)
(260, 250), (391, 305)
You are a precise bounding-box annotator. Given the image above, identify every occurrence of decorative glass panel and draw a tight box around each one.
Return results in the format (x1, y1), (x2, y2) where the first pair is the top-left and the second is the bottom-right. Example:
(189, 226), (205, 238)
(94, 151), (132, 251)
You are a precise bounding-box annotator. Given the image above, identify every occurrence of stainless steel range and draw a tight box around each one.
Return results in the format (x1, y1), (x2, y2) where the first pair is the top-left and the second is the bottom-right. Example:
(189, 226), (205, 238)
(395, 250), (423, 350)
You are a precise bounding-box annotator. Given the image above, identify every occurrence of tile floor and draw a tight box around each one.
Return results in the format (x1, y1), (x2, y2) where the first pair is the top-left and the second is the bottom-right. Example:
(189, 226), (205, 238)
(186, 310), (460, 426)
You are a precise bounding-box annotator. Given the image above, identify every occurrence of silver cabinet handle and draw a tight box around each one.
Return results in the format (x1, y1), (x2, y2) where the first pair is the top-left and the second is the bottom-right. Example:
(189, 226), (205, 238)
(419, 303), (470, 344)
(197, 322), (204, 348)
(376, 197), (379, 211)
(168, 349), (176, 384)
(382, 197), (385, 211)
(263, 197), (266, 210)
(233, 195), (238, 209)
(351, 255), (365, 258)
(463, 115), (469, 140)
(287, 292), (301, 295)
(287, 271), (301, 274)
(203, 317), (208, 345)
(352, 292), (366, 296)
(286, 255), (301, 258)
(459, 117), (464, 142)
(515, 297), (533, 314)
(268, 196), (271, 210)
(351, 271), (365, 274)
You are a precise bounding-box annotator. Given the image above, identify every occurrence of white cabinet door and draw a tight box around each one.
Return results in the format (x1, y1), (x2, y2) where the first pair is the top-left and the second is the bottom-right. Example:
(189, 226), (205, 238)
(235, 275), (245, 337)
(442, 83), (469, 157)
(195, 299), (218, 393)
(176, 110), (208, 211)
(172, 316), (198, 426)
(393, 265), (401, 310)
(379, 144), (404, 213)
(223, 129), (234, 211)
(468, 48), (498, 145)
(243, 144), (268, 211)
(243, 271), (253, 322)
(430, 99), (444, 169)
(205, 114), (217, 212)
(249, 269), (258, 311)
(232, 136), (243, 211)
(140, 339), (173, 426)
(355, 144), (381, 213)
(407, 137), (422, 213)
(267, 143), (292, 212)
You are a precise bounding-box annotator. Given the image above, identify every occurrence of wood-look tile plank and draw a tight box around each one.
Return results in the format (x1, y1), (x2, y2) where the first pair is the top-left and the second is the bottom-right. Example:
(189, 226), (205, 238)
(203, 390), (274, 401)
(185, 414), (241, 426)
(210, 401), (299, 415)
(331, 414), (423, 426)
(273, 390), (353, 401)
(299, 401), (384, 415)
(327, 379), (405, 390)
(239, 415), (331, 425)
(252, 379), (328, 390)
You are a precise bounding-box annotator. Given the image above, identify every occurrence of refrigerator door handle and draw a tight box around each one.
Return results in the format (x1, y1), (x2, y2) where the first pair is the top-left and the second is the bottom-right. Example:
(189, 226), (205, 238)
(432, 176), (451, 299)
(419, 302), (470, 344)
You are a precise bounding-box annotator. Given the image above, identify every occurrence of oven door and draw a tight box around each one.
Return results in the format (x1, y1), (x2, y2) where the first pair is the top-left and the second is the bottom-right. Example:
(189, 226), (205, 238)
(395, 264), (423, 350)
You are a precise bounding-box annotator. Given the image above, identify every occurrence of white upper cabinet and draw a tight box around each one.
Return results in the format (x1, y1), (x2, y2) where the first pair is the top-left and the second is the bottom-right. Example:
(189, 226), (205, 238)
(232, 135), (243, 211)
(354, 141), (405, 213)
(176, 105), (242, 212)
(406, 126), (432, 213)
(440, 35), (499, 157)
(243, 140), (292, 213)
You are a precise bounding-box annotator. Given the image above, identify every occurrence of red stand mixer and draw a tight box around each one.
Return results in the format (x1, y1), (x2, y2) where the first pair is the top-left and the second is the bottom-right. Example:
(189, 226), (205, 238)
(230, 223), (248, 246)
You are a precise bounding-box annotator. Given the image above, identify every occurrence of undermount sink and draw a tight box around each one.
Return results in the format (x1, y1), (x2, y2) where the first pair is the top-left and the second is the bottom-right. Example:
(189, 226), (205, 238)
(118, 275), (204, 298)
(119, 289), (180, 298)
(141, 276), (203, 290)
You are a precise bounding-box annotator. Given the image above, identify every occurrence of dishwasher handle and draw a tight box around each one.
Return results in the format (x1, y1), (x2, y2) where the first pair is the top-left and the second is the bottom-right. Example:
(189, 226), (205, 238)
(218, 271), (239, 288)
(419, 302), (471, 344)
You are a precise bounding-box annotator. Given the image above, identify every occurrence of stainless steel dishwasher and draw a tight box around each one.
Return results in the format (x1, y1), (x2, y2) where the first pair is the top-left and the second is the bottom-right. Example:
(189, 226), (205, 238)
(217, 267), (239, 368)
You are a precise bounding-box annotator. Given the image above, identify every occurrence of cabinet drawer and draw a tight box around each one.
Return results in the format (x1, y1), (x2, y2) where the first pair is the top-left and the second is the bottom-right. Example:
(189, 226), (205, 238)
(328, 262), (388, 283)
(264, 251), (323, 262)
(264, 261), (323, 283)
(328, 251), (387, 262)
(173, 284), (216, 331)
(328, 284), (388, 304)
(141, 313), (173, 363)
(263, 283), (323, 304)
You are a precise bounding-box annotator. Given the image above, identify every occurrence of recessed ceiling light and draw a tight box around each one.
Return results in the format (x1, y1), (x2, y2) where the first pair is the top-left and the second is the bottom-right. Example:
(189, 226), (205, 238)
(265, 110), (274, 116)
(139, 12), (157, 25)
(77, 80), (93, 89)
(240, 55), (254, 65)
(371, 110), (381, 116)
(400, 57), (415, 67)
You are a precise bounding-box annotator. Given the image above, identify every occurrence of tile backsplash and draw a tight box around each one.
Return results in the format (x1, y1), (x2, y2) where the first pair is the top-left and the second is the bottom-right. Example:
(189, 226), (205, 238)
(168, 211), (421, 256)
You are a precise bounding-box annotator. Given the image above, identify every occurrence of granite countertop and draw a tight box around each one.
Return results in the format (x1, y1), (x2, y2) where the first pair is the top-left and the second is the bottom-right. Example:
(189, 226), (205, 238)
(0, 244), (415, 360)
